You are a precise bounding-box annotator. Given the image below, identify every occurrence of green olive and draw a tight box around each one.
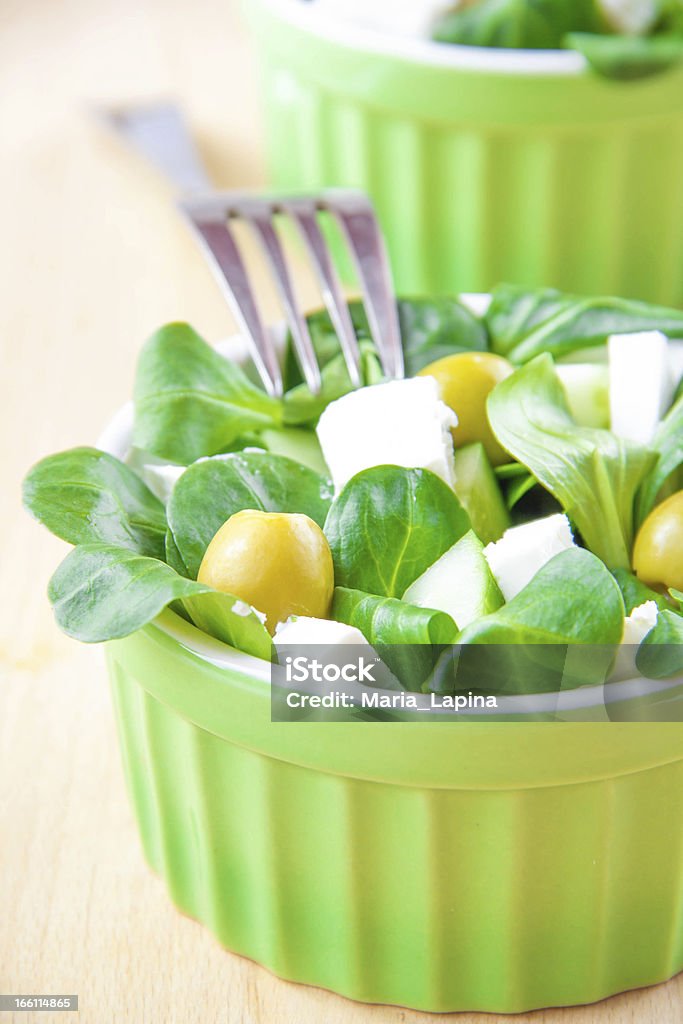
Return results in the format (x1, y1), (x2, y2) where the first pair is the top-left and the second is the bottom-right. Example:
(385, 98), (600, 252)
(418, 352), (513, 466)
(633, 491), (683, 592)
(198, 509), (334, 633)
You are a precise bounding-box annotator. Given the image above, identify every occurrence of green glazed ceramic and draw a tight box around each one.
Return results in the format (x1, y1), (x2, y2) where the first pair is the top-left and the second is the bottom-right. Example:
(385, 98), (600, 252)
(246, 0), (683, 306)
(106, 609), (683, 1013)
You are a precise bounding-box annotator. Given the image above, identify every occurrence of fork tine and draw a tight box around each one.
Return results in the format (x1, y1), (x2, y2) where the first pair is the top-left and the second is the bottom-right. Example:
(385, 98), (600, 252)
(235, 204), (322, 394)
(282, 200), (362, 388)
(328, 193), (404, 380)
(180, 198), (283, 398)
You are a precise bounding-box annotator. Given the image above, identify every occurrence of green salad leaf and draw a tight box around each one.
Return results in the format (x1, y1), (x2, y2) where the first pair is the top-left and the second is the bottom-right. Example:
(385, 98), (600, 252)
(611, 568), (672, 614)
(459, 548), (625, 644)
(433, 549), (624, 696)
(23, 447), (167, 560)
(282, 297), (487, 421)
(332, 587), (458, 646)
(487, 355), (653, 567)
(133, 323), (282, 464)
(167, 452), (333, 579)
(397, 296), (489, 374)
(569, 30), (683, 79)
(636, 609), (683, 679)
(636, 390), (683, 521)
(486, 284), (683, 364)
(332, 586), (458, 691)
(283, 342), (382, 426)
(324, 467), (471, 598)
(433, 0), (601, 49)
(48, 543), (272, 657)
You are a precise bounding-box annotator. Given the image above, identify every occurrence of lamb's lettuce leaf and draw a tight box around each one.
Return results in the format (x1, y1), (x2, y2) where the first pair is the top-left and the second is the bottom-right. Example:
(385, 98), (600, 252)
(487, 355), (653, 567)
(611, 568), (672, 614)
(282, 297), (487, 421)
(332, 587), (458, 646)
(166, 452), (333, 579)
(486, 284), (683, 364)
(636, 609), (683, 679)
(458, 548), (625, 645)
(283, 341), (382, 426)
(396, 296), (489, 374)
(324, 467), (471, 598)
(432, 0), (602, 49)
(48, 543), (272, 657)
(332, 586), (458, 691)
(636, 390), (683, 521)
(569, 30), (683, 79)
(133, 323), (282, 464)
(23, 447), (167, 560)
(433, 549), (624, 696)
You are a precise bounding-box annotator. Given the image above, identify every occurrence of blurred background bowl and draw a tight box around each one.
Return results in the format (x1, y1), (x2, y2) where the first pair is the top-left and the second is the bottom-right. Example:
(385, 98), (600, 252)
(247, 0), (683, 306)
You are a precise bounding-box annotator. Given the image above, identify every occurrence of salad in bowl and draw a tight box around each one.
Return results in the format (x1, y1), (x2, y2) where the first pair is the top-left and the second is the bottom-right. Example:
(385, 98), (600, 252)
(23, 285), (683, 697)
(313, 0), (683, 78)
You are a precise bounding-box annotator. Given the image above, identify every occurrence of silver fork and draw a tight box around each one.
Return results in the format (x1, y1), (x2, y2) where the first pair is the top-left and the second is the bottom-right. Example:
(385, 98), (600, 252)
(98, 102), (403, 397)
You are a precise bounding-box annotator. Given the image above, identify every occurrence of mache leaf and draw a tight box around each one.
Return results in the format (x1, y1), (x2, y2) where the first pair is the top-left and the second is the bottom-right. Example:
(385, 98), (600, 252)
(332, 586), (458, 692)
(48, 543), (272, 657)
(636, 609), (683, 679)
(568, 31), (683, 80)
(167, 452), (333, 579)
(324, 466), (471, 598)
(133, 322), (282, 464)
(637, 390), (683, 521)
(487, 355), (653, 568)
(23, 447), (167, 560)
(486, 284), (683, 364)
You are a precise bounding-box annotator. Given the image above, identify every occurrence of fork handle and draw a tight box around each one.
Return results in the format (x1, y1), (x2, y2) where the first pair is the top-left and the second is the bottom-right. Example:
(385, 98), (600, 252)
(98, 102), (212, 194)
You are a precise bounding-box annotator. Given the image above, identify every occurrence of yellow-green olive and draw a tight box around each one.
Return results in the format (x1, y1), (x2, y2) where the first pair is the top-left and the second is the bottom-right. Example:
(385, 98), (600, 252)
(418, 352), (513, 466)
(198, 509), (334, 633)
(633, 491), (683, 592)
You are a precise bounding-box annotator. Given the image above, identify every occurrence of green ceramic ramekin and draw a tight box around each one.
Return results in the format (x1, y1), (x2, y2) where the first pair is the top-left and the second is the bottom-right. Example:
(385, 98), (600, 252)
(97, 327), (683, 1013)
(245, 0), (683, 306)
(105, 609), (683, 1013)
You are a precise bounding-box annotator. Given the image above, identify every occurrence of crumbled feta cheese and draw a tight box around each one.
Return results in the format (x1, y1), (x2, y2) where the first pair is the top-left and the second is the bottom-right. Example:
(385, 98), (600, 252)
(599, 0), (659, 35)
(274, 616), (370, 646)
(610, 600), (659, 681)
(316, 377), (457, 492)
(622, 600), (659, 646)
(608, 331), (676, 446)
(140, 462), (185, 503)
(483, 514), (575, 601)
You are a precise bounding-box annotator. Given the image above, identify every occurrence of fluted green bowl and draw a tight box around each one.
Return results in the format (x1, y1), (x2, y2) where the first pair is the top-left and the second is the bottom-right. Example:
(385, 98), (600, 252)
(246, 0), (683, 306)
(106, 614), (683, 1013)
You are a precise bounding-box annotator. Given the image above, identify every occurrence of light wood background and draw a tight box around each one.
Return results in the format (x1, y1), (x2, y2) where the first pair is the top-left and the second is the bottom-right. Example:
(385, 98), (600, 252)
(1, 1), (681, 1021)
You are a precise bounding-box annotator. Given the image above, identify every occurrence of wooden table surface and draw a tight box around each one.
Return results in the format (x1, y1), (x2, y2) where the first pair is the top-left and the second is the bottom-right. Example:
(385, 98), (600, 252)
(1, 1), (681, 1021)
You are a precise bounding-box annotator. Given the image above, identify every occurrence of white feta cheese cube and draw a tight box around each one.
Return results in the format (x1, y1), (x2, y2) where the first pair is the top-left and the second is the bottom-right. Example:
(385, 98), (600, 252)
(140, 461), (186, 503)
(669, 340), (683, 390)
(316, 377), (457, 492)
(483, 513), (575, 601)
(610, 600), (659, 681)
(274, 616), (370, 647)
(608, 331), (675, 446)
(599, 0), (659, 35)
(621, 600), (659, 646)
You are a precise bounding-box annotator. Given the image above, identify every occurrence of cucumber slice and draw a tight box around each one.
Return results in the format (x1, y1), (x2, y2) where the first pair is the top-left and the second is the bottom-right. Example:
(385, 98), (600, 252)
(404, 530), (504, 631)
(260, 427), (328, 476)
(555, 364), (610, 429)
(453, 443), (510, 545)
